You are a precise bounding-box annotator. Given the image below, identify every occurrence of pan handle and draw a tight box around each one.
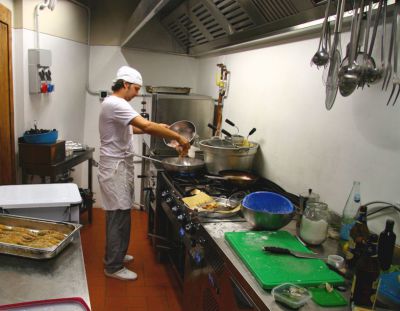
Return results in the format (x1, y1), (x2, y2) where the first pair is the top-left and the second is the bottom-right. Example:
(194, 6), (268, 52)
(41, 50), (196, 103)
(204, 174), (225, 180)
(225, 119), (235, 127)
(221, 129), (232, 137)
(131, 153), (163, 164)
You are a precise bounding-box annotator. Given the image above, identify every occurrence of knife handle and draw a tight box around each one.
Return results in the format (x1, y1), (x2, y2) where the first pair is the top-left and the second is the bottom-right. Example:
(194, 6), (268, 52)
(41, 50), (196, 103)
(263, 246), (291, 255)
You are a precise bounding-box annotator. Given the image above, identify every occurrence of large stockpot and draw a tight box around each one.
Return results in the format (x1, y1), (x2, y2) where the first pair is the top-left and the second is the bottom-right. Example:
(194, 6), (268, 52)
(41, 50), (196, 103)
(199, 139), (259, 174)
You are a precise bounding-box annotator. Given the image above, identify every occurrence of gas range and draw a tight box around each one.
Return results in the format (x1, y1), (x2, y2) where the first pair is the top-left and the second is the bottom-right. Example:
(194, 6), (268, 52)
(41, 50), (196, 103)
(159, 171), (246, 224)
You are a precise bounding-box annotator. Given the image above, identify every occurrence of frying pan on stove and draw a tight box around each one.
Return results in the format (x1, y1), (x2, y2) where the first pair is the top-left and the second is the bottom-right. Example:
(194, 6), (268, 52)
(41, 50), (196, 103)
(133, 153), (204, 173)
(205, 170), (259, 187)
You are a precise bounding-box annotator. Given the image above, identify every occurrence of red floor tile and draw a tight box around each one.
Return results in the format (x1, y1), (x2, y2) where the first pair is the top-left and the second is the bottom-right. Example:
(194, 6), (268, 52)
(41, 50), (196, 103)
(81, 208), (183, 311)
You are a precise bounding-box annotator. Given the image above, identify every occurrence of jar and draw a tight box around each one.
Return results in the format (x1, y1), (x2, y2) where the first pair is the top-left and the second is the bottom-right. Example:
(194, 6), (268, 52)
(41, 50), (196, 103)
(300, 202), (329, 245)
(296, 189), (320, 228)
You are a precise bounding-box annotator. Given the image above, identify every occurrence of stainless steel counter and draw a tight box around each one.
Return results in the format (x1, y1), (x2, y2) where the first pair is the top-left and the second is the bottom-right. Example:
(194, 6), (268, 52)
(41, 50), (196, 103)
(202, 221), (349, 311)
(0, 232), (91, 309)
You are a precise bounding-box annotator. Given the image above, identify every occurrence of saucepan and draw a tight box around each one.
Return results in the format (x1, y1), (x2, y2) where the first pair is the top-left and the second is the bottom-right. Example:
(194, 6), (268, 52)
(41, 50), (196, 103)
(205, 170), (259, 187)
(133, 153), (204, 173)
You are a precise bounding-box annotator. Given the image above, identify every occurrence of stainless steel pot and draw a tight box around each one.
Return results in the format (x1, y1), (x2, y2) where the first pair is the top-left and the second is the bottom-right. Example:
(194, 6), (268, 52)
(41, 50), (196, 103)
(199, 139), (259, 174)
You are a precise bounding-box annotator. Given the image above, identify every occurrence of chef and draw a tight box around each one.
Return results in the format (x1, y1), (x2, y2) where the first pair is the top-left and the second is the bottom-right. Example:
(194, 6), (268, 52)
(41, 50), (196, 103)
(98, 66), (190, 281)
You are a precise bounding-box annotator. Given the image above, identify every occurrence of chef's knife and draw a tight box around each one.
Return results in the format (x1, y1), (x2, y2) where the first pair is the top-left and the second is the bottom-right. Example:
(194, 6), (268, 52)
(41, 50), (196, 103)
(263, 246), (327, 259)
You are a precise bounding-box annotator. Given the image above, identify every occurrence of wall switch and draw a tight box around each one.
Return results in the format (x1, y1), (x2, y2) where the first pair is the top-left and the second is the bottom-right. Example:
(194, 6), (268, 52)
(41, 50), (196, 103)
(28, 49), (52, 94)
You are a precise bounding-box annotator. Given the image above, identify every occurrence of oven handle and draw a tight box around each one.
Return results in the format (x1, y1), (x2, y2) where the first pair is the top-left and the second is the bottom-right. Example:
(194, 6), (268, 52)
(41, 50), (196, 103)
(230, 276), (256, 310)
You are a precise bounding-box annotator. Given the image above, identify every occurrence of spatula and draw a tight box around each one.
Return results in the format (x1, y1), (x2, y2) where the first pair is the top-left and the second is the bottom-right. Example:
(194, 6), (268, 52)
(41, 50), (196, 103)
(263, 246), (327, 259)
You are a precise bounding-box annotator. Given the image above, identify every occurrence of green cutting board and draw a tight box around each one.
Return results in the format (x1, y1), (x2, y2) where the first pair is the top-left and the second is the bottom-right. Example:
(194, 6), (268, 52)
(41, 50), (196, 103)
(225, 231), (344, 289)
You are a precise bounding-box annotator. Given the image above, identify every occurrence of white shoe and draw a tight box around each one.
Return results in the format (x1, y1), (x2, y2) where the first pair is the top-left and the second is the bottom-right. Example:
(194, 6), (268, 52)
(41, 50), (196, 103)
(123, 254), (134, 263)
(104, 267), (137, 281)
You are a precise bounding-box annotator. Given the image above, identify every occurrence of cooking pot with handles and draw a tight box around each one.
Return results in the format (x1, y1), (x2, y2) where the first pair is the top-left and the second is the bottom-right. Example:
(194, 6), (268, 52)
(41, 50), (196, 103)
(199, 138), (259, 174)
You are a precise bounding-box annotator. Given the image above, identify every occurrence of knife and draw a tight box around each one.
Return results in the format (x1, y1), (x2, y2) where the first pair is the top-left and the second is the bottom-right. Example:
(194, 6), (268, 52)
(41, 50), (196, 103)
(263, 246), (327, 260)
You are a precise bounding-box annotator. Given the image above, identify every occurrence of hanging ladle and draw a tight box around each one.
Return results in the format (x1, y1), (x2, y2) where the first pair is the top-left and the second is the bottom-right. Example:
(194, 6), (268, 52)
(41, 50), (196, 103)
(311, 0), (332, 68)
(339, 0), (365, 97)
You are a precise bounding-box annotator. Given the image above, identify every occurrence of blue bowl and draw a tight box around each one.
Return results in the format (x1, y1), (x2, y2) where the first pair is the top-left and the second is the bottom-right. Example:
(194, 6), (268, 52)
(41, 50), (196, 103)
(241, 191), (294, 230)
(23, 130), (58, 144)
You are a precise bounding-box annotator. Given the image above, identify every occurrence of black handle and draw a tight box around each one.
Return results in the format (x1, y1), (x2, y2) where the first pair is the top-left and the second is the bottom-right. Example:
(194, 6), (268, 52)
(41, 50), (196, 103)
(248, 128), (256, 136)
(208, 123), (217, 130)
(225, 119), (235, 127)
(263, 246), (292, 255)
(221, 129), (232, 137)
(137, 175), (148, 178)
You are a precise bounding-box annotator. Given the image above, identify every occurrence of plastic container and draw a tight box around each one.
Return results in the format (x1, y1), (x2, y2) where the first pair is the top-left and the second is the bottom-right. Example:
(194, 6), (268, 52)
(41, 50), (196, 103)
(377, 271), (400, 307)
(23, 130), (58, 144)
(272, 283), (311, 309)
(241, 191), (294, 230)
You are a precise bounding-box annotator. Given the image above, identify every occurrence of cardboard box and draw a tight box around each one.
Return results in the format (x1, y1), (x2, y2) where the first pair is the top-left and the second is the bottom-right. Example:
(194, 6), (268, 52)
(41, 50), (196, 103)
(19, 140), (66, 165)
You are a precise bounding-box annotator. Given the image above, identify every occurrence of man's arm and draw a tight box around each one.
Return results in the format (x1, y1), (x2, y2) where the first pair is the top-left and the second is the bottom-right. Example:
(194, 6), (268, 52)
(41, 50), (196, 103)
(130, 116), (190, 155)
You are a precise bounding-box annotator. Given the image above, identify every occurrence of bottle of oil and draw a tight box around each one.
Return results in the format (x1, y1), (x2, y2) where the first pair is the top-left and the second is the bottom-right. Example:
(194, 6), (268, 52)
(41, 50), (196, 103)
(378, 219), (396, 271)
(340, 181), (361, 240)
(346, 205), (369, 268)
(350, 234), (380, 308)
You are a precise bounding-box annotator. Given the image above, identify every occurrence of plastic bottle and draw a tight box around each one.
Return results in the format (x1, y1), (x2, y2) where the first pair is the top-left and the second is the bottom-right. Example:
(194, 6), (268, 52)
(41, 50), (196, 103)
(378, 219), (396, 271)
(346, 205), (369, 268)
(340, 181), (361, 240)
(350, 234), (380, 308)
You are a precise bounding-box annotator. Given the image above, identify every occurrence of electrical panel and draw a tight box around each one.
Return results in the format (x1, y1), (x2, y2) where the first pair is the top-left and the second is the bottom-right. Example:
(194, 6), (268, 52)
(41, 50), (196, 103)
(28, 49), (54, 94)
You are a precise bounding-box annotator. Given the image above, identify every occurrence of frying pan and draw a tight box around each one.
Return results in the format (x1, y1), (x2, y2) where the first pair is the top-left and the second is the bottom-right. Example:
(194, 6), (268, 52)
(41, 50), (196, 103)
(205, 170), (259, 187)
(133, 153), (204, 173)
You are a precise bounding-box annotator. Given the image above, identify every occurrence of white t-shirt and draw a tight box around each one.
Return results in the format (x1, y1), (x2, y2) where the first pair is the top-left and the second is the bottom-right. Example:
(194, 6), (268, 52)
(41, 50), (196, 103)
(99, 95), (139, 158)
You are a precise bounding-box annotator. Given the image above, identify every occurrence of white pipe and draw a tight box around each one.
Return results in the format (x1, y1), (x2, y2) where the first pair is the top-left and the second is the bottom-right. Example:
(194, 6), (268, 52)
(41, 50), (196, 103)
(34, 0), (54, 49)
(67, 0), (98, 96)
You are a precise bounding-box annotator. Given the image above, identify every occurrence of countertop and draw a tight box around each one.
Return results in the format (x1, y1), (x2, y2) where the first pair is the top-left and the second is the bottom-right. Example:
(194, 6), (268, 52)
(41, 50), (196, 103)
(0, 232), (91, 309)
(202, 220), (391, 311)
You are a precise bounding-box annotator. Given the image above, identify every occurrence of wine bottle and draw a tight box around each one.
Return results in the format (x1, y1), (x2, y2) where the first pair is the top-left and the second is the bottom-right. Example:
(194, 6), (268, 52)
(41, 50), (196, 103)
(346, 205), (369, 268)
(378, 219), (396, 271)
(340, 181), (361, 240)
(350, 234), (380, 308)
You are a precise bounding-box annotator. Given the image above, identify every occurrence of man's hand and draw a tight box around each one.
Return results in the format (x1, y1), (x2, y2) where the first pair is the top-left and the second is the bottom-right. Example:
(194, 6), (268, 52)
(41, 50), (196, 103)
(176, 136), (190, 157)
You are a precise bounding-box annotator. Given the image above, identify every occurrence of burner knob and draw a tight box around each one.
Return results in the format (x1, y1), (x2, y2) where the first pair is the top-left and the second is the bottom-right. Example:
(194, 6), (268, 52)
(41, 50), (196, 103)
(171, 206), (181, 215)
(185, 222), (197, 235)
(165, 197), (173, 204)
(194, 249), (204, 265)
(177, 213), (187, 224)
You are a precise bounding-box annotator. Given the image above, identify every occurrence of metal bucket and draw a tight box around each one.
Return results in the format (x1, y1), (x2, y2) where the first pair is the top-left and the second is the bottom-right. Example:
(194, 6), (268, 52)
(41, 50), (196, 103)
(199, 139), (259, 174)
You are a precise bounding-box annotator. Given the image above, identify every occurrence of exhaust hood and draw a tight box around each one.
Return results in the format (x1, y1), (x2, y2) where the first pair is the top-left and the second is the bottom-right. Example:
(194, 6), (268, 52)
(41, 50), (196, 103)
(121, 0), (329, 56)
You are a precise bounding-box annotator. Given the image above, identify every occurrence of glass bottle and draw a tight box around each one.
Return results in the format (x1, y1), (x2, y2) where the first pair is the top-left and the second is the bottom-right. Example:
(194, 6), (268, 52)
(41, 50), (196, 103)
(378, 219), (396, 271)
(300, 202), (329, 245)
(340, 181), (361, 240)
(346, 205), (369, 268)
(350, 234), (380, 308)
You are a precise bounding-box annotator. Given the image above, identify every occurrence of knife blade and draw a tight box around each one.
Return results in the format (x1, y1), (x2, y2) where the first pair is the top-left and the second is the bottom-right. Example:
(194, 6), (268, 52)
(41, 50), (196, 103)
(263, 246), (327, 260)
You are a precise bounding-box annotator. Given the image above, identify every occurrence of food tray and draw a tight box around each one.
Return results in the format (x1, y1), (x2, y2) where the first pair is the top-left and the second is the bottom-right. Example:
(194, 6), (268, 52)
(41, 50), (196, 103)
(145, 86), (191, 94)
(0, 297), (90, 311)
(0, 214), (81, 260)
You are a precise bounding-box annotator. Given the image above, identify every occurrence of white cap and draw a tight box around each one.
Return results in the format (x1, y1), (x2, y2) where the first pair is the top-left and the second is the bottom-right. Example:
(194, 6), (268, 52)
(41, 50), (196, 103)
(113, 66), (143, 86)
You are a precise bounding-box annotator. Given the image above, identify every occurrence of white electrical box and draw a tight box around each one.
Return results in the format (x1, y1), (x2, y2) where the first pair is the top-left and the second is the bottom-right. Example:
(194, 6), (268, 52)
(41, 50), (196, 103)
(28, 49), (54, 94)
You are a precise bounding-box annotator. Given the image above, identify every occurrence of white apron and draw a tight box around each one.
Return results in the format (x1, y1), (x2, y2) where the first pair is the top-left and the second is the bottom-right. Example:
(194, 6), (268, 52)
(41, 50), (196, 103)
(98, 156), (135, 211)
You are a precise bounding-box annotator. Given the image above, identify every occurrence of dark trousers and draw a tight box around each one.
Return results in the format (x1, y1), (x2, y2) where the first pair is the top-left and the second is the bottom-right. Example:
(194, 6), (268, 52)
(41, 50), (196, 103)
(104, 209), (131, 273)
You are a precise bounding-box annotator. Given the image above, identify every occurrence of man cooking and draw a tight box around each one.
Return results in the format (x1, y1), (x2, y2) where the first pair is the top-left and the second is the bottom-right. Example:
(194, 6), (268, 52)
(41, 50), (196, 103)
(98, 66), (190, 281)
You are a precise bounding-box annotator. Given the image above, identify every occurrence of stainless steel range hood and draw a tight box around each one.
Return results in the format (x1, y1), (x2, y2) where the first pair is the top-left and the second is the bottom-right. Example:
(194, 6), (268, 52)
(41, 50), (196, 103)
(121, 0), (329, 56)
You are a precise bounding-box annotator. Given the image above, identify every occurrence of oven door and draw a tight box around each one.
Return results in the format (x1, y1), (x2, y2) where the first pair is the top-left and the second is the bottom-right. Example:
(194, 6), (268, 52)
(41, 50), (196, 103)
(184, 230), (260, 311)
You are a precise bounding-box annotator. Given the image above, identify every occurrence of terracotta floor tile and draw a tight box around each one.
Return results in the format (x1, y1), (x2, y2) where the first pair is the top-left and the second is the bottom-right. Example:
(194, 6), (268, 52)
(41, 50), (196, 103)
(81, 208), (183, 311)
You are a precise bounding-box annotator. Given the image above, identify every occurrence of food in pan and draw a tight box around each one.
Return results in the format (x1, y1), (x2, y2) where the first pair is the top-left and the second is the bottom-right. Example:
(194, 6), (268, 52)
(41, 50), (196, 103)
(183, 190), (214, 208)
(0, 224), (66, 248)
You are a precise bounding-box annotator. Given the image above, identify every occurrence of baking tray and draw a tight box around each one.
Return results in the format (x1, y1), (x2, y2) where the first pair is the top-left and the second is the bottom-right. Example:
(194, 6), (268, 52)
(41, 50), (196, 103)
(145, 86), (191, 94)
(0, 214), (81, 260)
(0, 297), (90, 311)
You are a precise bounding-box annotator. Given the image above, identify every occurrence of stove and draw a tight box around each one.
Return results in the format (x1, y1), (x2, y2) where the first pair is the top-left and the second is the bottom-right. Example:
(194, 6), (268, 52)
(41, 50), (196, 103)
(147, 165), (299, 289)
